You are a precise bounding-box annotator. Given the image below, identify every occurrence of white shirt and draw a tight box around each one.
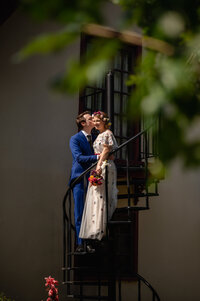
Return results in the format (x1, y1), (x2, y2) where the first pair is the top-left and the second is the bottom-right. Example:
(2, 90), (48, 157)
(81, 130), (91, 139)
(81, 130), (99, 159)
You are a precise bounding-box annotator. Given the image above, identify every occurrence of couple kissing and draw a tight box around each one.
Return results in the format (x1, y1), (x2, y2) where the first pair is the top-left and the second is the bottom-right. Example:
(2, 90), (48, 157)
(69, 111), (118, 253)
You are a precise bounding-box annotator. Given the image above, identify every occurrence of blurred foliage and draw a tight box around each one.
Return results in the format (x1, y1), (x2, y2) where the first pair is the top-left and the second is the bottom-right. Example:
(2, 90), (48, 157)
(14, 24), (80, 62)
(51, 38), (120, 94)
(20, 0), (106, 24)
(17, 0), (200, 169)
(0, 292), (14, 301)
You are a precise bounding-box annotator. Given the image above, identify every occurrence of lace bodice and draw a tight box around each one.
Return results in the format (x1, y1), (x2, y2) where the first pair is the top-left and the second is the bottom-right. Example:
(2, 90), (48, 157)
(93, 130), (118, 154)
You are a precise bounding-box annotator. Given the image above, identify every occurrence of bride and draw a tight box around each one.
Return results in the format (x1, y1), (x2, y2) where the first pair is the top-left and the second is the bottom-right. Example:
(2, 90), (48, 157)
(79, 111), (118, 241)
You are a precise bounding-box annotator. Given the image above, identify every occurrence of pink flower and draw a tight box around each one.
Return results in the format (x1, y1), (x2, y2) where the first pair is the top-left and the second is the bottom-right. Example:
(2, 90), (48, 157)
(48, 289), (54, 297)
(93, 111), (101, 116)
(44, 276), (59, 301)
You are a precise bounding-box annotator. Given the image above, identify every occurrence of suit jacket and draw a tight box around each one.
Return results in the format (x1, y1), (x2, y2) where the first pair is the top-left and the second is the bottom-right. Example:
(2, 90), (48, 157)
(69, 131), (97, 183)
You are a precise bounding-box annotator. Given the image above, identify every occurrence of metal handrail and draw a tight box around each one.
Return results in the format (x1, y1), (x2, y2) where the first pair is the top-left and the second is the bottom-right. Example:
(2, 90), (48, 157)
(63, 124), (152, 212)
(62, 124), (155, 241)
(134, 273), (160, 301)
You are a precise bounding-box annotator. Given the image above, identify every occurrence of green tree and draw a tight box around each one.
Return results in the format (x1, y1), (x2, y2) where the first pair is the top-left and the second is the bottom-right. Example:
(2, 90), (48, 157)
(16, 0), (200, 170)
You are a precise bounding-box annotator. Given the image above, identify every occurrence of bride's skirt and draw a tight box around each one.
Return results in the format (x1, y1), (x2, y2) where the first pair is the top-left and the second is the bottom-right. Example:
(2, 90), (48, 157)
(79, 160), (118, 240)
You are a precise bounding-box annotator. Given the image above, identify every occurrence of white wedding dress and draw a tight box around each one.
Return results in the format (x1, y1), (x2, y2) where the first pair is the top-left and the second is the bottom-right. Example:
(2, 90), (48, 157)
(79, 130), (118, 240)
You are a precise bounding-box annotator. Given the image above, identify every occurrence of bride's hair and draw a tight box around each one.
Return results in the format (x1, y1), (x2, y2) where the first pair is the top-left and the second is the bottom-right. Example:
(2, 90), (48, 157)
(92, 111), (111, 129)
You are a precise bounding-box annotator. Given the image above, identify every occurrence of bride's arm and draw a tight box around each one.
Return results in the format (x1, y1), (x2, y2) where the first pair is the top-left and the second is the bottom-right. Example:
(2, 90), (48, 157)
(96, 144), (112, 174)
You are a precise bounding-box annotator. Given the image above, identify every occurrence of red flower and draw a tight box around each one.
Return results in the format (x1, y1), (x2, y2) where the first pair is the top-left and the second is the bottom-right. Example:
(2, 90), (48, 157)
(48, 289), (54, 297)
(88, 170), (103, 186)
(93, 111), (101, 116)
(44, 276), (59, 301)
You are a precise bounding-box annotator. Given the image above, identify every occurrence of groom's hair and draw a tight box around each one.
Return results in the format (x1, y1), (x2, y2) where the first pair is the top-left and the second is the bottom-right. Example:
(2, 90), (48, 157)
(76, 111), (90, 130)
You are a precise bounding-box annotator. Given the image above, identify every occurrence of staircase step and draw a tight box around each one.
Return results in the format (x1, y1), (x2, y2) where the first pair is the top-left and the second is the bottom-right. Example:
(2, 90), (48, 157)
(108, 220), (132, 224)
(117, 166), (145, 171)
(114, 252), (132, 256)
(62, 267), (93, 271)
(67, 251), (87, 256)
(67, 294), (108, 300)
(63, 281), (109, 286)
(62, 266), (103, 271)
(118, 192), (158, 199)
(115, 206), (149, 211)
(117, 179), (146, 185)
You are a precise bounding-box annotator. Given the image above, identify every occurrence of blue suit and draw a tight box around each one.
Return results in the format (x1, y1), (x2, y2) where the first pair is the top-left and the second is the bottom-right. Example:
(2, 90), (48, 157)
(69, 131), (97, 245)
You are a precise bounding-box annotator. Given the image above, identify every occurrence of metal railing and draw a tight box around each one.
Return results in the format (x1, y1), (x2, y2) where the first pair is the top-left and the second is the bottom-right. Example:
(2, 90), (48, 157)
(62, 125), (160, 301)
(117, 274), (160, 301)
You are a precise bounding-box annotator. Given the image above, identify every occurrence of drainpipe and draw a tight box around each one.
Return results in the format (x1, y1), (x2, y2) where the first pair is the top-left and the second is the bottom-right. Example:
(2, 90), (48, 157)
(106, 70), (114, 130)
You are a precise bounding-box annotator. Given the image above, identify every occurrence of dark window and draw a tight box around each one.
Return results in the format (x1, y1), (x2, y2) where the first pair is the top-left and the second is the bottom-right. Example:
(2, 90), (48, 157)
(79, 34), (142, 166)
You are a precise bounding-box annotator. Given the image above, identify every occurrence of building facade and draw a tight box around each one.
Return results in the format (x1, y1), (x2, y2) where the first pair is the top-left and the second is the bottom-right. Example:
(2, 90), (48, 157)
(0, 4), (200, 301)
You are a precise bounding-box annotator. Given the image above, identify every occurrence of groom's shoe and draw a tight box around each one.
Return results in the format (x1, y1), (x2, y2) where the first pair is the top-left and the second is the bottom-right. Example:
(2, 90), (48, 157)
(86, 244), (95, 253)
(75, 244), (84, 253)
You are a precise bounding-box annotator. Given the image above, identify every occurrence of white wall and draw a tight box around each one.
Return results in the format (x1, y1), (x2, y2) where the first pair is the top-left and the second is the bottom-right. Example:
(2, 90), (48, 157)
(116, 163), (200, 301)
(0, 11), (79, 301)
(138, 162), (200, 301)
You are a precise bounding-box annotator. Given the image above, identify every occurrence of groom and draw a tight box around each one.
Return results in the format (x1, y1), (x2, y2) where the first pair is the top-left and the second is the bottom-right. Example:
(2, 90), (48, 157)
(69, 111), (99, 253)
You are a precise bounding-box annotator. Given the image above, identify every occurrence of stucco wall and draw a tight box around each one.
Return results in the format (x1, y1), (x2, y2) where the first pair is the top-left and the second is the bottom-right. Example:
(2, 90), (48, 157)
(138, 162), (200, 301)
(0, 11), (79, 301)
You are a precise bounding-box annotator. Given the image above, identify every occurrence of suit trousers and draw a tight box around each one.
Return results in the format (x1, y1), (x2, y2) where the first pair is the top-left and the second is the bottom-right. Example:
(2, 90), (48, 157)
(72, 180), (85, 245)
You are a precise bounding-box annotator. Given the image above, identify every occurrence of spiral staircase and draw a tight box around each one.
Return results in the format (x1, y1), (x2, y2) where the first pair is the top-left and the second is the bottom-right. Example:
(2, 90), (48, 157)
(62, 126), (161, 301)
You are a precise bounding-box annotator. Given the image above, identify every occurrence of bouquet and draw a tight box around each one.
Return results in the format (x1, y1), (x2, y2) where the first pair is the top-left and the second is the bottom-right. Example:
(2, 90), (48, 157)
(88, 170), (103, 186)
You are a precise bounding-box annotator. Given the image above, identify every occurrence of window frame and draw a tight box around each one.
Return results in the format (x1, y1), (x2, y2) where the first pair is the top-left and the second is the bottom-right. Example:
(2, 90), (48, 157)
(78, 33), (141, 279)
(79, 33), (143, 167)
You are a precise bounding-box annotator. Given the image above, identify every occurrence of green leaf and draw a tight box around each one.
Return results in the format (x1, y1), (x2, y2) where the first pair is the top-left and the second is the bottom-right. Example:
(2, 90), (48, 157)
(13, 26), (80, 62)
(51, 38), (120, 93)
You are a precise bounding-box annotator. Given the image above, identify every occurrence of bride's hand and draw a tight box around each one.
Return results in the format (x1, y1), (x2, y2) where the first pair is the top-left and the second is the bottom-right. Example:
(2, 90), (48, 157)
(96, 165), (102, 175)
